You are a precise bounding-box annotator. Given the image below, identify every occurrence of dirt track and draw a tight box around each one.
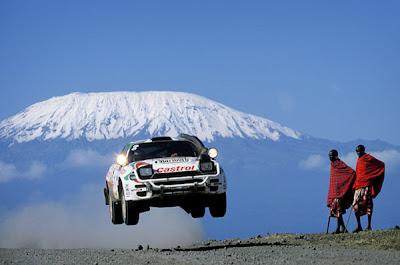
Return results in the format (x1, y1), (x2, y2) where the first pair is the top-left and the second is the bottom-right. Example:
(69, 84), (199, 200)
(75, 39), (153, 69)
(1, 229), (399, 265)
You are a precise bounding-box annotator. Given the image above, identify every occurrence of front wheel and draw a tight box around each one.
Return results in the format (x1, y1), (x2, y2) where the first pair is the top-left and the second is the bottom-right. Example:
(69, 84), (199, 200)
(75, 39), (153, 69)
(121, 191), (139, 225)
(209, 193), (227, 218)
(191, 205), (205, 218)
(108, 194), (123, 224)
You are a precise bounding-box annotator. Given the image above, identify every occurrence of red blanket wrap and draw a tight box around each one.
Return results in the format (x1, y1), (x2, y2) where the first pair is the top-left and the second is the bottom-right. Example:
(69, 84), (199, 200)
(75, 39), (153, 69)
(327, 159), (356, 208)
(354, 154), (385, 198)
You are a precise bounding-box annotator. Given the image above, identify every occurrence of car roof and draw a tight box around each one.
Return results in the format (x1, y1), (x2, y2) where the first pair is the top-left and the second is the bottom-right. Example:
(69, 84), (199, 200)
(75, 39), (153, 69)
(125, 137), (180, 149)
(124, 134), (206, 153)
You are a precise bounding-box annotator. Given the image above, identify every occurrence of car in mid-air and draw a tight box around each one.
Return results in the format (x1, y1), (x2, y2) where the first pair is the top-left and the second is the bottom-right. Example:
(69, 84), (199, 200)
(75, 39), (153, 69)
(103, 134), (227, 225)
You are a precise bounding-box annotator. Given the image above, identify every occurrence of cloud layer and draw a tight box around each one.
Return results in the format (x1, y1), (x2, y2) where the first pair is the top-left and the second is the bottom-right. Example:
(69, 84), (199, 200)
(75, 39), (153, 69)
(63, 149), (112, 168)
(299, 154), (326, 170)
(0, 160), (46, 183)
(0, 184), (204, 249)
(0, 148), (107, 183)
(300, 149), (400, 171)
(342, 149), (400, 169)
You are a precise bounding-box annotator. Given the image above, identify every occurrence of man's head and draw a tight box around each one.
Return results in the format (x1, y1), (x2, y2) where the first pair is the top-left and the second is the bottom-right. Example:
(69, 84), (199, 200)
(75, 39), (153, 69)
(329, 149), (339, 162)
(356, 144), (366, 158)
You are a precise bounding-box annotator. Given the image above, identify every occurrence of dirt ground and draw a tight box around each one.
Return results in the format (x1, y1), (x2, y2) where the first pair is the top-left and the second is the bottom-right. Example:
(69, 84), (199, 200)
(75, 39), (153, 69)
(1, 228), (399, 265)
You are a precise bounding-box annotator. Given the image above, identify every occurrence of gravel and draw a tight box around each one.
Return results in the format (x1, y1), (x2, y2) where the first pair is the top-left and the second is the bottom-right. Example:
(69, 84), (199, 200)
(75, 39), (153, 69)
(1, 229), (399, 265)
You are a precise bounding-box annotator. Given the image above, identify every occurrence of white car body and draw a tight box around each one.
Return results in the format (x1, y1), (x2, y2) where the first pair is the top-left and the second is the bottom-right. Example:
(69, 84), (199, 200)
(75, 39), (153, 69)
(104, 134), (227, 225)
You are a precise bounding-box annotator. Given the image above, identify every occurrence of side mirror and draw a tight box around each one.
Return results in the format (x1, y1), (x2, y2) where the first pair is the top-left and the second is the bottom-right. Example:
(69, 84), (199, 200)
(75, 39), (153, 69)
(116, 154), (128, 166)
(208, 148), (218, 158)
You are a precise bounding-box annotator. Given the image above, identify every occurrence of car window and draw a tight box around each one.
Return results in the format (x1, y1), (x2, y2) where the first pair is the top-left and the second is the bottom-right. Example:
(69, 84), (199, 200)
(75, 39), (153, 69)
(128, 141), (198, 162)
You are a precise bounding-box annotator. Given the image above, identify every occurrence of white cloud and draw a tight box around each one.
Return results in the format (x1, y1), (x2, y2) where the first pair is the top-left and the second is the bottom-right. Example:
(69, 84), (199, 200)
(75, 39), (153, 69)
(63, 149), (112, 168)
(341, 152), (357, 168)
(299, 149), (400, 172)
(25, 161), (47, 180)
(0, 160), (47, 183)
(0, 184), (204, 249)
(299, 154), (326, 170)
(0, 161), (17, 183)
(371, 150), (400, 166)
(341, 149), (400, 169)
(299, 149), (400, 170)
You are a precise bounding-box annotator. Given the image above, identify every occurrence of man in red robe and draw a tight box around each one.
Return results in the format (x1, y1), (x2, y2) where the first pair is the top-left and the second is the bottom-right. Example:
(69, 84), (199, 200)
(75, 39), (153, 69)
(352, 144), (385, 233)
(327, 149), (356, 233)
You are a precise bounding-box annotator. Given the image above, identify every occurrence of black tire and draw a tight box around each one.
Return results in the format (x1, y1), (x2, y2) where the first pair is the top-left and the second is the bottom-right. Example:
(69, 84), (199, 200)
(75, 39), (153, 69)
(121, 190), (139, 225)
(104, 188), (109, 205)
(108, 194), (123, 224)
(191, 205), (205, 218)
(209, 193), (227, 218)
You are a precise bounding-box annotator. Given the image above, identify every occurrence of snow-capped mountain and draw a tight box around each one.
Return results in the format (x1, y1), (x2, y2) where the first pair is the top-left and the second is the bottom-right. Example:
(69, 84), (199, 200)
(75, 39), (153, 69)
(0, 91), (301, 143)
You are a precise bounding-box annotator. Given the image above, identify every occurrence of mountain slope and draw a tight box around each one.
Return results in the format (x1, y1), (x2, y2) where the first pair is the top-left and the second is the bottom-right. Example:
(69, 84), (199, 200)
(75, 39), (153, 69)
(0, 91), (301, 143)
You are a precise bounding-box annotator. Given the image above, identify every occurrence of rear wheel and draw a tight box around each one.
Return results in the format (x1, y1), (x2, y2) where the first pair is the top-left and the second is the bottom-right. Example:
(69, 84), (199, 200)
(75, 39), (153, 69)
(108, 194), (123, 224)
(121, 190), (139, 225)
(209, 193), (227, 218)
(191, 205), (205, 218)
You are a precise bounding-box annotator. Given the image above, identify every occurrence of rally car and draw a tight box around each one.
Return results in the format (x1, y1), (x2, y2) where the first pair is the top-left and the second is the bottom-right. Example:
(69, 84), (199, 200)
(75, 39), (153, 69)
(103, 134), (227, 225)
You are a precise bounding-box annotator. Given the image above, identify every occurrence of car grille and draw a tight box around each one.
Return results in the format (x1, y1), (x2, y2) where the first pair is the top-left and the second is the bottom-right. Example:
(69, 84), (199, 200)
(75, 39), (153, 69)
(152, 185), (206, 194)
(153, 178), (203, 186)
(151, 170), (216, 179)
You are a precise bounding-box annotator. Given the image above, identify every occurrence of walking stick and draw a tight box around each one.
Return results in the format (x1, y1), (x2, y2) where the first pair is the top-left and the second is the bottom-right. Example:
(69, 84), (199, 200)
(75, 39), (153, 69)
(326, 214), (331, 234)
(345, 206), (353, 230)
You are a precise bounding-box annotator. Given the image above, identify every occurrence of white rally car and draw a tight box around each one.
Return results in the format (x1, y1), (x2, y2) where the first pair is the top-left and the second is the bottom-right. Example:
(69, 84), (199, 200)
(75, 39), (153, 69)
(103, 134), (227, 225)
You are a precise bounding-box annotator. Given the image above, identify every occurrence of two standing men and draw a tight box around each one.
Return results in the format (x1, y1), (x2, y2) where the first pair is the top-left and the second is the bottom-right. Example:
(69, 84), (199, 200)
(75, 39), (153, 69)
(327, 145), (385, 233)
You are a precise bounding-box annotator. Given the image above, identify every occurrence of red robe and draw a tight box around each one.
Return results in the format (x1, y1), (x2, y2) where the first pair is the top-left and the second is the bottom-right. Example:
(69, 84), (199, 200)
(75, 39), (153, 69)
(327, 159), (356, 208)
(354, 153), (385, 198)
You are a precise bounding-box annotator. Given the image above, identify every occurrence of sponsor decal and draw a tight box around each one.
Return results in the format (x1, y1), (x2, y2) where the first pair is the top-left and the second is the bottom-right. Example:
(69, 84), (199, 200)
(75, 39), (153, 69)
(156, 165), (196, 173)
(135, 161), (149, 169)
(157, 158), (190, 163)
(131, 145), (139, 151)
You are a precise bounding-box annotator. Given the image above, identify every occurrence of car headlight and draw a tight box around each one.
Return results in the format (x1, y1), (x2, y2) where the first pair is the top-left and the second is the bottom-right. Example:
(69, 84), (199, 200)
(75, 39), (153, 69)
(116, 154), (127, 166)
(200, 162), (213, 172)
(138, 167), (153, 178)
(208, 148), (218, 158)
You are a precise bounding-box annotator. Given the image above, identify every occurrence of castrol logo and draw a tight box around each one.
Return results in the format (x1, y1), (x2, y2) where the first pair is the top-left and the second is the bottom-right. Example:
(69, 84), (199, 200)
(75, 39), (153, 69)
(156, 165), (196, 173)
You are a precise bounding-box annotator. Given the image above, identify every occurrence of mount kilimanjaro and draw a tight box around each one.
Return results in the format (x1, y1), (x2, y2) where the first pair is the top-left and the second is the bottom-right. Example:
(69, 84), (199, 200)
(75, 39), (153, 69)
(0, 91), (300, 143)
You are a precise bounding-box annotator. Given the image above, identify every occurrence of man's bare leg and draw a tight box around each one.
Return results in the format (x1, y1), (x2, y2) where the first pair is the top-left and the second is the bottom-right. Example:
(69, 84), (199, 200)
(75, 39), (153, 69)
(353, 212), (363, 233)
(366, 214), (372, 231)
(334, 215), (342, 233)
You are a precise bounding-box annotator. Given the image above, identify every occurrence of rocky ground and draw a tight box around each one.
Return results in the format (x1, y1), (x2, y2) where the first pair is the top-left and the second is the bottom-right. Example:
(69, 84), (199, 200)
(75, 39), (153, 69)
(1, 228), (399, 265)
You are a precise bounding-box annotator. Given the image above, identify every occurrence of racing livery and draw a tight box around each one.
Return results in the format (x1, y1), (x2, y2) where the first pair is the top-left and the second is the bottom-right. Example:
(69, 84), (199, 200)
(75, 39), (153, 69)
(104, 134), (227, 225)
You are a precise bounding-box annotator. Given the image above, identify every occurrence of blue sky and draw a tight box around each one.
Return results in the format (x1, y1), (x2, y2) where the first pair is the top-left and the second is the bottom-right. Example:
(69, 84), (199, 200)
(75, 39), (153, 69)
(0, 0), (399, 144)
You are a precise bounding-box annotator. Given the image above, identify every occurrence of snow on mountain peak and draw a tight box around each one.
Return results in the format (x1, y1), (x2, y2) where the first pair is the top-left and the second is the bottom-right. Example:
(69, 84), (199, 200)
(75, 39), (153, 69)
(0, 91), (301, 143)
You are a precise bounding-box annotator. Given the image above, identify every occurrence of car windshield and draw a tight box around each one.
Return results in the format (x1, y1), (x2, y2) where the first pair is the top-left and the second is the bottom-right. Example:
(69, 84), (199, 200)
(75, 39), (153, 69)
(128, 141), (199, 162)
